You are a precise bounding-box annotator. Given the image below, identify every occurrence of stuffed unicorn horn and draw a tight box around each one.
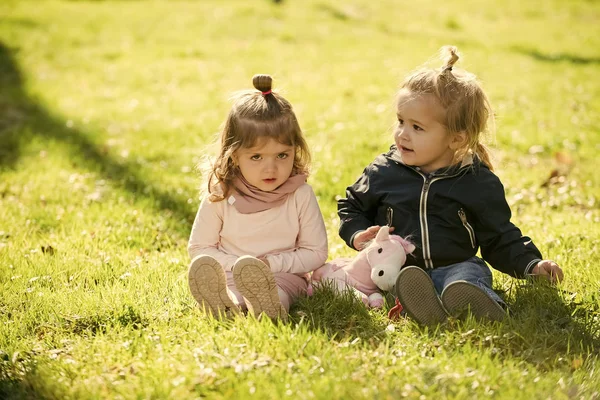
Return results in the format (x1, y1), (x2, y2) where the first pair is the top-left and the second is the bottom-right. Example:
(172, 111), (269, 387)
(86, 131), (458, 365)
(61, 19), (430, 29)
(309, 226), (415, 308)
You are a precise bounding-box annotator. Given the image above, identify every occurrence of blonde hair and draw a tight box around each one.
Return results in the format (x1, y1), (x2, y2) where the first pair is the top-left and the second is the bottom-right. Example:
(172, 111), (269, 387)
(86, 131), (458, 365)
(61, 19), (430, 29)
(205, 74), (311, 201)
(399, 46), (495, 170)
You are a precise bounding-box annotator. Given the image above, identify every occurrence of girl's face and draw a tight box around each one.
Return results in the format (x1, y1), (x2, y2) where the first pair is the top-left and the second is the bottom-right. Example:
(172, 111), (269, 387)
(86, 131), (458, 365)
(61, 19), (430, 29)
(394, 89), (463, 174)
(235, 137), (295, 192)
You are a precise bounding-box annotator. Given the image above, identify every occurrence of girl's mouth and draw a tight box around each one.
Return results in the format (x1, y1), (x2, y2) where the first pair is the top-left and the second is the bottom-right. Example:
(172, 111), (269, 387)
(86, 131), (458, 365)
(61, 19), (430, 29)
(263, 178), (276, 183)
(400, 145), (414, 152)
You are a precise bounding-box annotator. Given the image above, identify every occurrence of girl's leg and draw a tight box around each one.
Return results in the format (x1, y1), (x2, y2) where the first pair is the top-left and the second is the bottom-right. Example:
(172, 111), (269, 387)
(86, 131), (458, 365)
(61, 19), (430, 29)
(272, 272), (308, 311)
(225, 271), (247, 310)
(432, 257), (505, 321)
(394, 266), (448, 326)
(430, 257), (504, 305)
(188, 255), (240, 318)
(232, 256), (287, 322)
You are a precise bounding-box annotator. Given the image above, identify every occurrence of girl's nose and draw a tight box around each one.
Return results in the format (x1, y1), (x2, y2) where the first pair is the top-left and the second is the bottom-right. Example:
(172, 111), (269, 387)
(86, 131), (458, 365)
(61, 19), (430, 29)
(263, 158), (277, 171)
(396, 127), (407, 140)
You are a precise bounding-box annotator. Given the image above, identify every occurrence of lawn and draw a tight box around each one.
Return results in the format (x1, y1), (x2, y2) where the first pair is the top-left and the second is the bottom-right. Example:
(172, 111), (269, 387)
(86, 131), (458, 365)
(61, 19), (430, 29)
(1, 0), (599, 398)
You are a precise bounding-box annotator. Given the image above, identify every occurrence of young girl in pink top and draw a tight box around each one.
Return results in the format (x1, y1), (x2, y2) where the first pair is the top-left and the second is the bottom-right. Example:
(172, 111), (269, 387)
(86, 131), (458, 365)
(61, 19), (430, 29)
(188, 74), (328, 322)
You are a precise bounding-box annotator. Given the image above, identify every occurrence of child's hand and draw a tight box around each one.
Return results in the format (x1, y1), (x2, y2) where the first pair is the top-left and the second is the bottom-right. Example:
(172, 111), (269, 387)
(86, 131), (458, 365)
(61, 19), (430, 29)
(531, 260), (564, 284)
(353, 226), (394, 250)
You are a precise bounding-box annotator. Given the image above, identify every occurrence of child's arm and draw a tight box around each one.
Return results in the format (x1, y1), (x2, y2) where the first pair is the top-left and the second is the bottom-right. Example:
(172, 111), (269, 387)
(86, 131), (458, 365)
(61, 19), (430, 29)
(338, 166), (381, 250)
(188, 198), (239, 271)
(262, 185), (328, 274)
(472, 174), (544, 278)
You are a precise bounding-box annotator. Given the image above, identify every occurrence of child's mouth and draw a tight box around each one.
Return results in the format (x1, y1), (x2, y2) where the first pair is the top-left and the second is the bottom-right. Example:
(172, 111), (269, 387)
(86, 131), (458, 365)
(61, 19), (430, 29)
(400, 146), (414, 152)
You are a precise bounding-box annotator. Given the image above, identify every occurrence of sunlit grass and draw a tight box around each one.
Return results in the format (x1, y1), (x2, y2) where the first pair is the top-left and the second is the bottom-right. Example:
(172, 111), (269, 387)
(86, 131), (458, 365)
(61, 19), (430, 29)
(1, 0), (599, 398)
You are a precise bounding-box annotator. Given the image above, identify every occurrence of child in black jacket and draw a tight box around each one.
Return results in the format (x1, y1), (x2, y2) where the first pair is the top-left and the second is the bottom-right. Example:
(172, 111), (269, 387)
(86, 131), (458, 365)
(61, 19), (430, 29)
(338, 46), (564, 325)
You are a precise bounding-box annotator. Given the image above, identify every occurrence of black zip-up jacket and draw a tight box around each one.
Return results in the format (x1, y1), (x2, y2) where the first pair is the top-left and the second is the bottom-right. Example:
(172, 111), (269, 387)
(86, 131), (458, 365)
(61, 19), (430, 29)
(338, 146), (542, 278)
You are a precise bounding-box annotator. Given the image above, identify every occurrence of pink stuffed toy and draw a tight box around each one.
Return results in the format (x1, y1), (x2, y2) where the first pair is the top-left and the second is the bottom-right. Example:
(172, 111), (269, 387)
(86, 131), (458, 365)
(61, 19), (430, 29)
(308, 226), (415, 308)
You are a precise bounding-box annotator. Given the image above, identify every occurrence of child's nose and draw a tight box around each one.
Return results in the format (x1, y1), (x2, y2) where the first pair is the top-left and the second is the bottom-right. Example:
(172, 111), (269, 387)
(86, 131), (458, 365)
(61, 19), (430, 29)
(263, 158), (277, 171)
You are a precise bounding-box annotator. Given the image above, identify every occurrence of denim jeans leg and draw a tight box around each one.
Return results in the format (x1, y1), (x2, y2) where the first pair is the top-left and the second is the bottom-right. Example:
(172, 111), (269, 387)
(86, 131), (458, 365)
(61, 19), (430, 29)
(429, 257), (504, 306)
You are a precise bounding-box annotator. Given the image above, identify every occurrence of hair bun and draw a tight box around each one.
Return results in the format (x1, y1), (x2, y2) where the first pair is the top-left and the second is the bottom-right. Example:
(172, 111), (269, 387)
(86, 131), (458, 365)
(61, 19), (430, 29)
(252, 74), (273, 93)
(441, 45), (459, 71)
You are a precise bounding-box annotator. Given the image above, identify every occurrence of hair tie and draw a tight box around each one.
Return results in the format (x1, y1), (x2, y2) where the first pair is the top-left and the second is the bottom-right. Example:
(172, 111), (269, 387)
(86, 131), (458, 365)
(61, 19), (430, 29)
(444, 66), (453, 72)
(261, 90), (272, 96)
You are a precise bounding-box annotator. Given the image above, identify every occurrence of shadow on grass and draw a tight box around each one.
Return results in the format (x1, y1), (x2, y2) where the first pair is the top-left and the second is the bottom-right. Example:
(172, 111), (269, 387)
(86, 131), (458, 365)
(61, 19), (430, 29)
(436, 281), (600, 369)
(512, 46), (600, 65)
(0, 360), (63, 400)
(290, 282), (389, 344)
(0, 42), (194, 238)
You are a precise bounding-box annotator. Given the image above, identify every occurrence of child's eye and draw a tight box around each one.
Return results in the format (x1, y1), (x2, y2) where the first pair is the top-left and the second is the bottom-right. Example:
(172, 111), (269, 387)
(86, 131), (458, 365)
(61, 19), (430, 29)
(277, 153), (289, 159)
(250, 155), (261, 161)
(413, 124), (423, 131)
(398, 118), (404, 125)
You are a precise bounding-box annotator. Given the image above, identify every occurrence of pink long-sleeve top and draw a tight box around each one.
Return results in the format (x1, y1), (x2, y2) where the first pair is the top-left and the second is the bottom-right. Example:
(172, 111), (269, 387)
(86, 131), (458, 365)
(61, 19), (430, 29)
(188, 183), (328, 274)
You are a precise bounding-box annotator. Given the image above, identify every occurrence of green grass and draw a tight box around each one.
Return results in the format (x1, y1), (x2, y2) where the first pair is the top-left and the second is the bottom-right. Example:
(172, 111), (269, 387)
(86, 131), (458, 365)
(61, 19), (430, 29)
(1, 0), (600, 398)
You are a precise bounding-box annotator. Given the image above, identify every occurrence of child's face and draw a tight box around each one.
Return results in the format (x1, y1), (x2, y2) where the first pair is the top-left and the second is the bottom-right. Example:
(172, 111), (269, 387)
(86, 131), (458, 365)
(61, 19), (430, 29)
(394, 90), (460, 174)
(235, 137), (295, 192)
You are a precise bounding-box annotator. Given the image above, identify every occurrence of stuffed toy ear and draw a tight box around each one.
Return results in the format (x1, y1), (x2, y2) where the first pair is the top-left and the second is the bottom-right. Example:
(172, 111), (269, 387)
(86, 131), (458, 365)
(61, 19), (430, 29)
(398, 237), (416, 254)
(375, 225), (390, 242)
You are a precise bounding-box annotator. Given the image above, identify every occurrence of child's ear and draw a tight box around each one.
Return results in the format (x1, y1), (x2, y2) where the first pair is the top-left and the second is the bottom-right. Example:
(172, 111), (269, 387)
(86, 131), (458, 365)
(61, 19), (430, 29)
(450, 131), (467, 150)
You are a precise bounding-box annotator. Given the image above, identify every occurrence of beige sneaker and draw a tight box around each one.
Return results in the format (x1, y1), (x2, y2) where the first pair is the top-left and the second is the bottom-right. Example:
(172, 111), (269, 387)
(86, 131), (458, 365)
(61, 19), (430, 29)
(441, 281), (506, 322)
(394, 266), (448, 326)
(188, 255), (240, 318)
(232, 256), (287, 322)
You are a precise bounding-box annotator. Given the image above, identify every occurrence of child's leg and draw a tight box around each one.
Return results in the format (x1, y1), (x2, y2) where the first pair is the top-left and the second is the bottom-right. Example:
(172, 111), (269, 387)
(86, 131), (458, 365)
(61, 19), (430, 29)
(430, 257), (504, 305)
(232, 256), (287, 322)
(433, 257), (505, 321)
(224, 272), (247, 310)
(394, 266), (448, 326)
(272, 272), (308, 311)
(188, 255), (240, 318)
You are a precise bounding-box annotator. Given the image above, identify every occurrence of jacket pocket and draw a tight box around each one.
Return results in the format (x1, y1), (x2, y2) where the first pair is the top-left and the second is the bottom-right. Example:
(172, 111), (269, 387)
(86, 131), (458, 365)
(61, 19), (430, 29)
(458, 208), (476, 249)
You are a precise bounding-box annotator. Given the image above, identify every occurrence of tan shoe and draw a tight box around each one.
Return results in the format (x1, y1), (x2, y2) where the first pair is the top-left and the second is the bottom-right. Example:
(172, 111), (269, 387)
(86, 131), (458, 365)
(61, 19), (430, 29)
(232, 256), (287, 322)
(188, 255), (240, 318)
(441, 281), (506, 322)
(394, 266), (448, 326)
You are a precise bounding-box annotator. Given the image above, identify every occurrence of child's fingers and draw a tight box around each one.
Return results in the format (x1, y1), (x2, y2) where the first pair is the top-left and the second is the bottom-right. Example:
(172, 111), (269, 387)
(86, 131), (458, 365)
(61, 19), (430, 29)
(535, 260), (564, 284)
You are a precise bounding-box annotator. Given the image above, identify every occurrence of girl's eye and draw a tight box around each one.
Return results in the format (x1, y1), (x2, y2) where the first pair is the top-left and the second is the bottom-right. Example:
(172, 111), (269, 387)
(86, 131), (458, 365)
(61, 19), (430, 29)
(398, 118), (404, 125)
(250, 155), (261, 161)
(277, 153), (289, 159)
(413, 124), (423, 131)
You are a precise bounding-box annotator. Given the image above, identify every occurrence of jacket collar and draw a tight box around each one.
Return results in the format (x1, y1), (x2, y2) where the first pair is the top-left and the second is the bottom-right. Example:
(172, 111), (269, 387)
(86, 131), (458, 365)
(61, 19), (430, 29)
(387, 145), (477, 176)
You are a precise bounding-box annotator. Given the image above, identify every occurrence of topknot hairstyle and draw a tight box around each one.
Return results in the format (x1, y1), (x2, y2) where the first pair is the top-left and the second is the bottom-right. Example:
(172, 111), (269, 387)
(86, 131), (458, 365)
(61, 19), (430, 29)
(204, 74), (311, 201)
(399, 46), (495, 170)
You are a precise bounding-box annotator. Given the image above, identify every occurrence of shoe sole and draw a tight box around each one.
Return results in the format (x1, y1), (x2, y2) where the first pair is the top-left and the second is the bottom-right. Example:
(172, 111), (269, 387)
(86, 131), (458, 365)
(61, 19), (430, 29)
(441, 280), (505, 322)
(188, 255), (240, 318)
(395, 266), (448, 326)
(233, 256), (287, 322)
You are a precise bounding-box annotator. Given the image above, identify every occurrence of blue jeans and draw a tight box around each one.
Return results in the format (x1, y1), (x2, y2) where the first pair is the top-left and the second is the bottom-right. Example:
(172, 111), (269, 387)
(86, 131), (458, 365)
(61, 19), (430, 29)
(428, 257), (505, 306)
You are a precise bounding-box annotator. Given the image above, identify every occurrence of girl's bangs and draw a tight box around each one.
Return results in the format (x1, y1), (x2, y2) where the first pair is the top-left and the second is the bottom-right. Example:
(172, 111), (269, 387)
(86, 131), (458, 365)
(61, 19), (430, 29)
(236, 116), (299, 148)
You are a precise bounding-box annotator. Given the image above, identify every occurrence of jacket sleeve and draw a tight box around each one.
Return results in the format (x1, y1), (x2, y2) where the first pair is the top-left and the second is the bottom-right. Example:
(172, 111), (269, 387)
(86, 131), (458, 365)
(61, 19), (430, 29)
(264, 185), (328, 274)
(188, 197), (239, 271)
(337, 164), (381, 250)
(472, 174), (542, 278)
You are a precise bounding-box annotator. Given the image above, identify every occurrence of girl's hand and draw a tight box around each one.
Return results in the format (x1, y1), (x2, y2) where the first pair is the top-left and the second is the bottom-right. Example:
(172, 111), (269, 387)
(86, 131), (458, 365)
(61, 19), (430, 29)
(352, 226), (394, 250)
(531, 260), (564, 284)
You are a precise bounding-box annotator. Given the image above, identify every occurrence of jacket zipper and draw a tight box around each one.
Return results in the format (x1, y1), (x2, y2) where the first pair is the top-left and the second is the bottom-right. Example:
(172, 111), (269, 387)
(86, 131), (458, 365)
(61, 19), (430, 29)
(419, 176), (444, 269)
(414, 170), (466, 269)
(458, 208), (476, 249)
(386, 207), (394, 227)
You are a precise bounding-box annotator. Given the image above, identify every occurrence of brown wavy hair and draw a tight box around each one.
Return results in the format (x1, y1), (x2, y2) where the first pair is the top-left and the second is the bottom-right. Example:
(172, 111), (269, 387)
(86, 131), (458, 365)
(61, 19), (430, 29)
(205, 74), (311, 201)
